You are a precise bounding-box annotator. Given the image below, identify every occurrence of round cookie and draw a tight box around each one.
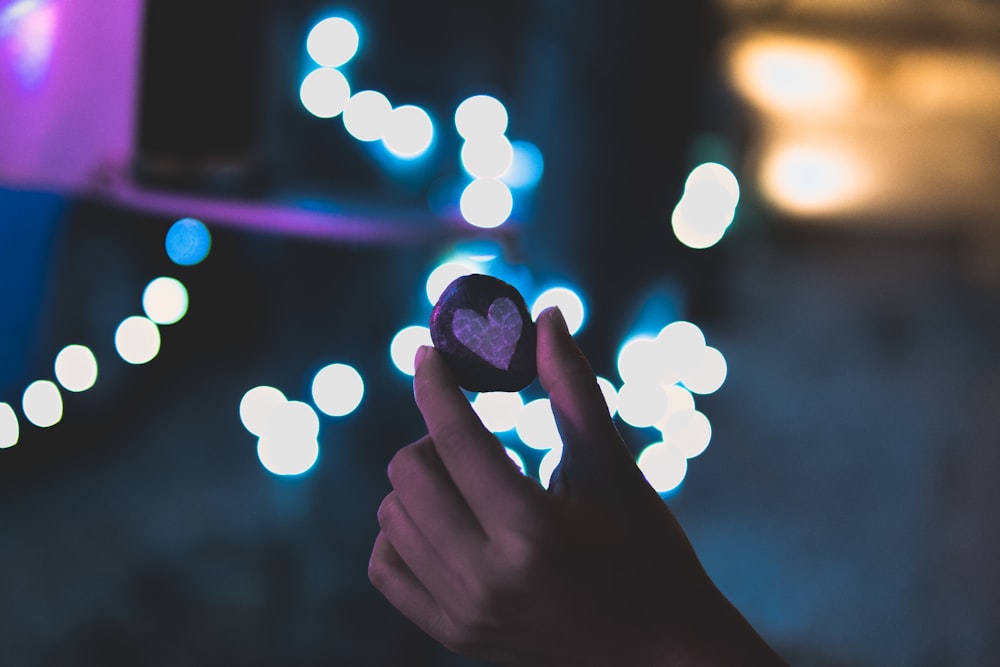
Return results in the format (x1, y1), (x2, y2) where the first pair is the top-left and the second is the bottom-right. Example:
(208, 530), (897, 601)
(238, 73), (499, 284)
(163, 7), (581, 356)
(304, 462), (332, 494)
(430, 274), (537, 392)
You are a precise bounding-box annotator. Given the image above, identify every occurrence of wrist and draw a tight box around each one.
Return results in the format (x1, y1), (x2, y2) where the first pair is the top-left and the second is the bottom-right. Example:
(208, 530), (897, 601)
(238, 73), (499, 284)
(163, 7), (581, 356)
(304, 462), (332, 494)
(636, 595), (788, 667)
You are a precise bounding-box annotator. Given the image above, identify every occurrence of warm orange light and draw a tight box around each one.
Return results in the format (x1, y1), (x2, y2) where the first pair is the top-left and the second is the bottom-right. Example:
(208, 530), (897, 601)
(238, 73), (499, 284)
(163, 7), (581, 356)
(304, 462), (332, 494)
(760, 144), (866, 215)
(731, 36), (862, 115)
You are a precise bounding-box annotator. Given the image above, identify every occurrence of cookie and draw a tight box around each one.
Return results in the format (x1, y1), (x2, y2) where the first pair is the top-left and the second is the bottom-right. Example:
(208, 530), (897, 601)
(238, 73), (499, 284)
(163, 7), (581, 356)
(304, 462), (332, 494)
(429, 274), (537, 392)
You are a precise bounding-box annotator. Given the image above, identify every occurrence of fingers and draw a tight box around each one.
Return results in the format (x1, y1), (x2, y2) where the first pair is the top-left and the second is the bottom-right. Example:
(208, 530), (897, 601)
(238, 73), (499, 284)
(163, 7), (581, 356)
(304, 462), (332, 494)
(413, 346), (541, 530)
(368, 530), (451, 643)
(387, 435), (486, 558)
(536, 307), (642, 494)
(377, 491), (465, 604)
(536, 307), (622, 452)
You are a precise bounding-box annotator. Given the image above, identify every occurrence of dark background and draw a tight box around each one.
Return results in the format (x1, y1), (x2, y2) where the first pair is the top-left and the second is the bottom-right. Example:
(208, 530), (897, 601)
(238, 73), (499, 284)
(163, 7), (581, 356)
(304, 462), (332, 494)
(2, 1), (999, 665)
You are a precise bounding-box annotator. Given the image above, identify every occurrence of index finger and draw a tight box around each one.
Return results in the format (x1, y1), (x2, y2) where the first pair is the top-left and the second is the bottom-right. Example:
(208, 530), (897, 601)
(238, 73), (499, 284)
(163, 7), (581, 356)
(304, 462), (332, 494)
(536, 307), (646, 496)
(413, 346), (539, 529)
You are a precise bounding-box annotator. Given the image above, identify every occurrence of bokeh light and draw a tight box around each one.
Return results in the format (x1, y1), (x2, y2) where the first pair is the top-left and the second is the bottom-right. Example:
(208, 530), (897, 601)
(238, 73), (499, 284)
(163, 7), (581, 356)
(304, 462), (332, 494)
(732, 37), (861, 115)
(425, 260), (481, 305)
(142, 277), (189, 325)
(455, 95), (508, 139)
(516, 398), (562, 450)
(343, 90), (392, 142)
(616, 381), (669, 429)
(504, 447), (527, 475)
(0, 0), (57, 88)
(390, 326), (432, 376)
(531, 287), (586, 335)
(502, 140), (544, 189)
(658, 322), (706, 382)
(461, 135), (514, 180)
(382, 105), (434, 158)
(672, 162), (740, 250)
(616, 336), (663, 385)
(311, 363), (364, 417)
(657, 321), (706, 355)
(472, 391), (524, 433)
(654, 384), (696, 431)
(0, 402), (18, 448)
(266, 400), (320, 442)
(114, 316), (161, 365)
(54, 344), (98, 392)
(685, 162), (741, 207)
(636, 442), (688, 494)
(22, 379), (62, 428)
(165, 218), (211, 266)
(595, 376), (619, 417)
(660, 409), (712, 459)
(681, 346), (728, 395)
(254, 399), (322, 476)
(257, 435), (319, 476)
(460, 178), (513, 229)
(300, 67), (351, 118)
(615, 321), (725, 429)
(761, 144), (864, 214)
(538, 447), (562, 489)
(306, 16), (360, 68)
(672, 201), (729, 250)
(239, 385), (287, 437)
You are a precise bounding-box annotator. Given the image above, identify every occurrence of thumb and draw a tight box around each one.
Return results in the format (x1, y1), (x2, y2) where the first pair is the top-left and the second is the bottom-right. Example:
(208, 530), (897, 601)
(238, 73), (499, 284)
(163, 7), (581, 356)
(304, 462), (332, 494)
(536, 307), (646, 497)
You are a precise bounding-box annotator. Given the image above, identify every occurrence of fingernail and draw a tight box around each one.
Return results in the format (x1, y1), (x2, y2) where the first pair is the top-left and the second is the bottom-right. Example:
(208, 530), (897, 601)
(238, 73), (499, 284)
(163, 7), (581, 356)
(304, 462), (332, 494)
(414, 345), (431, 370)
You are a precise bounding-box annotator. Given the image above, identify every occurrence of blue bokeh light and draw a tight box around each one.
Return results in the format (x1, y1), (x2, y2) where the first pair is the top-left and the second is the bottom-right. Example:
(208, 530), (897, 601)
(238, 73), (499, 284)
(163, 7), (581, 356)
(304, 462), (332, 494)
(165, 218), (211, 266)
(502, 140), (545, 189)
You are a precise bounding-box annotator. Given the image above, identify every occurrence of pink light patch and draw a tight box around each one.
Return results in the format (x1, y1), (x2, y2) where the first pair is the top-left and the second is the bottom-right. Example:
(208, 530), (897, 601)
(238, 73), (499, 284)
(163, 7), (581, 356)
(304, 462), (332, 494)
(1, 0), (58, 88)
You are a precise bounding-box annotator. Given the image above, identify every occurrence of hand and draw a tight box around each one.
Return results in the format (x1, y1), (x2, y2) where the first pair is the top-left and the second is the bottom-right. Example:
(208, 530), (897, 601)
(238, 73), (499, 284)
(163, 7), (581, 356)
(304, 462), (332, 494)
(369, 307), (785, 666)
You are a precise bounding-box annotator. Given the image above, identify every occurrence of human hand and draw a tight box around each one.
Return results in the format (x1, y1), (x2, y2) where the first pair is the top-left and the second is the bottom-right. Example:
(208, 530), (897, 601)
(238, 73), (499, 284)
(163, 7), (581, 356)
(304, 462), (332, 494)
(369, 307), (785, 666)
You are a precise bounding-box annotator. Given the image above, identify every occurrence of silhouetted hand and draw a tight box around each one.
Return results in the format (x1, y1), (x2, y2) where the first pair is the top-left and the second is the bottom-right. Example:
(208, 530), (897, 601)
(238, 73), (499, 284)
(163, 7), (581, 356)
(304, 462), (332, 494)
(370, 307), (786, 666)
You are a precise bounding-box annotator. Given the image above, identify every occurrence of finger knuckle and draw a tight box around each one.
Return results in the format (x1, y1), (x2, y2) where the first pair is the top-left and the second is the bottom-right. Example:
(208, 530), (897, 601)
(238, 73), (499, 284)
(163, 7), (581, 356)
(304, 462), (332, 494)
(376, 493), (397, 529)
(385, 450), (410, 487)
(367, 557), (386, 589)
(387, 438), (438, 487)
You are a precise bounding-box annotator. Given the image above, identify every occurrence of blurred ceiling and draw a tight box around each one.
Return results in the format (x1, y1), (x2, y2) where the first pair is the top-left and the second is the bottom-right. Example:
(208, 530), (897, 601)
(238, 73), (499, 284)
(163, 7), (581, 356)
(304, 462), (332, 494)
(719, 0), (1000, 239)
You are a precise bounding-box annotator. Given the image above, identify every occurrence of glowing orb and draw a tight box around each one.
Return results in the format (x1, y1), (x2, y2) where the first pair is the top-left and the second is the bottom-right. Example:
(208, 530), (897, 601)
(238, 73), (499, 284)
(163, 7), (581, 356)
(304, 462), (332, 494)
(165, 218), (211, 266)
(239, 385), (287, 437)
(115, 316), (161, 365)
(460, 178), (513, 229)
(300, 67), (351, 118)
(306, 17), (360, 68)
(54, 344), (98, 392)
(343, 90), (392, 142)
(472, 391), (524, 433)
(382, 105), (434, 158)
(455, 95), (508, 139)
(461, 135), (514, 180)
(311, 363), (364, 417)
(531, 287), (586, 335)
(142, 277), (189, 325)
(516, 398), (562, 450)
(22, 379), (62, 428)
(390, 326), (432, 376)
(0, 403), (19, 448)
(637, 442), (687, 493)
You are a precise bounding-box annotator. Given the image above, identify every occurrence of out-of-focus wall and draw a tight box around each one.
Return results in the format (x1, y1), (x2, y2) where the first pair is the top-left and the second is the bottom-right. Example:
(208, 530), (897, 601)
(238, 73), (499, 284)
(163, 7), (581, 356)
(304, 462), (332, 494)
(0, 0), (143, 191)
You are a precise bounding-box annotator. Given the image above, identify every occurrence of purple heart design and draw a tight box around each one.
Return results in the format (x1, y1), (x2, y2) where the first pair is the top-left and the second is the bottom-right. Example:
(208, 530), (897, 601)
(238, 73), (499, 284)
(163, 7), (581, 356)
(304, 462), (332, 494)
(452, 297), (523, 370)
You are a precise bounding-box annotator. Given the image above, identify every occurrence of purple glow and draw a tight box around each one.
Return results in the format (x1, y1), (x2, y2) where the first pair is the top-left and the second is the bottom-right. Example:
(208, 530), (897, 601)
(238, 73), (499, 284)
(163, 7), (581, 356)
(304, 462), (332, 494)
(0, 0), (57, 88)
(0, 0), (142, 191)
(89, 173), (454, 245)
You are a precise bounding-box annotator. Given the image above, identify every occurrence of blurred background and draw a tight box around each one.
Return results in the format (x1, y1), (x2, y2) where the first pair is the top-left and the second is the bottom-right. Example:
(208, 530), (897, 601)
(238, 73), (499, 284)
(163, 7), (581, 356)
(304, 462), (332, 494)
(2, 0), (999, 664)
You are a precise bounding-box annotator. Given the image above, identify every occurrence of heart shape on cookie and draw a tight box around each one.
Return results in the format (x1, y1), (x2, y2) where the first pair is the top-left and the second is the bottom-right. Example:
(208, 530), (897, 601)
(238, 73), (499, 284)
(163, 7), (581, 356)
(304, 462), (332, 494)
(452, 297), (523, 370)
